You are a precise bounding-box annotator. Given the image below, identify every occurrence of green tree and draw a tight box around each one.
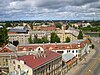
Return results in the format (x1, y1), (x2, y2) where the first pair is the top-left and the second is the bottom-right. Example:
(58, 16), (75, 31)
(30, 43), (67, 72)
(28, 35), (33, 44)
(99, 33), (100, 37)
(5, 22), (12, 27)
(13, 40), (19, 46)
(55, 23), (62, 29)
(65, 37), (70, 43)
(42, 36), (49, 43)
(0, 26), (8, 46)
(33, 38), (43, 43)
(77, 30), (83, 39)
(50, 32), (60, 43)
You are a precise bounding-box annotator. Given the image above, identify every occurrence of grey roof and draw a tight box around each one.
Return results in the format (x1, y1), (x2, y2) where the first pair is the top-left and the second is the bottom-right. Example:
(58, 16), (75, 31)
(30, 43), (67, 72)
(62, 53), (75, 62)
(70, 39), (85, 44)
(9, 29), (27, 33)
(4, 43), (16, 52)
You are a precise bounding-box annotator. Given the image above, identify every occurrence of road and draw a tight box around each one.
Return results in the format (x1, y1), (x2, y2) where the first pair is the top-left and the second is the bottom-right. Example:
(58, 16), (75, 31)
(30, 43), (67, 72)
(76, 38), (100, 75)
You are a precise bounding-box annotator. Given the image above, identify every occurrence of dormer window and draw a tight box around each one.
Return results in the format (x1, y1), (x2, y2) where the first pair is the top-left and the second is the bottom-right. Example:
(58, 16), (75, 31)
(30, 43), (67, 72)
(38, 48), (41, 50)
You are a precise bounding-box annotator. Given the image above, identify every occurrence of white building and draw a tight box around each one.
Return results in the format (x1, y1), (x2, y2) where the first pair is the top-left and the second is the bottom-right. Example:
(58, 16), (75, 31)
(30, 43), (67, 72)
(8, 34), (30, 44)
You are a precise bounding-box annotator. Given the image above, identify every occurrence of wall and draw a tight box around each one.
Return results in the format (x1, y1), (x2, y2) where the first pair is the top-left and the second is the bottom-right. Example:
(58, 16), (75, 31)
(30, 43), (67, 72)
(8, 59), (33, 75)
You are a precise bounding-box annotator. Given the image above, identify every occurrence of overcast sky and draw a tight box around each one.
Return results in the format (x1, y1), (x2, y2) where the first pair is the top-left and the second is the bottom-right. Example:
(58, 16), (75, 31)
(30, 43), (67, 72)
(0, 0), (100, 21)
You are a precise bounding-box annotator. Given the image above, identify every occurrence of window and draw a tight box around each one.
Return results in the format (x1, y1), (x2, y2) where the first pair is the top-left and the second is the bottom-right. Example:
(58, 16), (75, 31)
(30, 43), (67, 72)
(76, 50), (78, 53)
(49, 65), (50, 70)
(6, 59), (8, 62)
(3, 64), (5, 66)
(14, 66), (15, 70)
(18, 65), (20, 69)
(57, 51), (64, 54)
(13, 61), (15, 64)
(38, 48), (41, 50)
(72, 50), (74, 53)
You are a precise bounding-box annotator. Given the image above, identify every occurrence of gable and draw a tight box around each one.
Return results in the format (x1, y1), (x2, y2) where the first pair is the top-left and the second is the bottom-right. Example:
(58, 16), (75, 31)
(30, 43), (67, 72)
(0, 47), (12, 52)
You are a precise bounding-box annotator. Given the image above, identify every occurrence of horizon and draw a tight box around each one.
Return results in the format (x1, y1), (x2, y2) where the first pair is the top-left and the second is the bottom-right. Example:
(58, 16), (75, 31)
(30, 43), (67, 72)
(0, 19), (100, 22)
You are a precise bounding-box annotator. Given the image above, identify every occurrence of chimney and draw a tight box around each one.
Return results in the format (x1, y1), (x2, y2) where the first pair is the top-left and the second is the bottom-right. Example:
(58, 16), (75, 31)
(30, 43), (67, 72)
(34, 55), (36, 59)
(44, 54), (46, 58)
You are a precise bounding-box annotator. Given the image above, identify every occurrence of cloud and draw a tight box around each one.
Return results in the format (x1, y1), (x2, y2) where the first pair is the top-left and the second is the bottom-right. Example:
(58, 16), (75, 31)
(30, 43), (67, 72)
(0, 0), (100, 20)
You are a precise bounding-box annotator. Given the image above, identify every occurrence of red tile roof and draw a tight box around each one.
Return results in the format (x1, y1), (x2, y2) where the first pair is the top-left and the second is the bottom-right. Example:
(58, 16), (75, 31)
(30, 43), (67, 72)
(40, 25), (56, 31)
(0, 47), (12, 52)
(18, 39), (90, 51)
(16, 51), (61, 69)
(8, 32), (17, 34)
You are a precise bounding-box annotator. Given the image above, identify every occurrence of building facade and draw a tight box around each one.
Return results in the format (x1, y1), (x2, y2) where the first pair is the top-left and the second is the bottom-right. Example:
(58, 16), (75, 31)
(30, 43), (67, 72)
(8, 33), (30, 44)
(9, 47), (62, 75)
(17, 39), (91, 60)
(62, 53), (77, 74)
(8, 25), (88, 44)
(0, 44), (27, 75)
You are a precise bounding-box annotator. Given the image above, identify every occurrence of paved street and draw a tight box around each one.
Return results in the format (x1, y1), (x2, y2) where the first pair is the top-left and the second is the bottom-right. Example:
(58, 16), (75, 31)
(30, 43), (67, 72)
(66, 38), (100, 75)
(77, 38), (100, 75)
(66, 47), (96, 75)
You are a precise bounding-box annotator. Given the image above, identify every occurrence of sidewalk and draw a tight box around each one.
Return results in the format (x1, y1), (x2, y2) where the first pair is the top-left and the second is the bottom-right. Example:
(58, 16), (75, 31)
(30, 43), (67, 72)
(65, 49), (96, 75)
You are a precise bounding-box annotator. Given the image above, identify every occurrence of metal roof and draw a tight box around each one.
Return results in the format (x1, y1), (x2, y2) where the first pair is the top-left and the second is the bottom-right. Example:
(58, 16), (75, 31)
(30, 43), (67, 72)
(62, 53), (75, 62)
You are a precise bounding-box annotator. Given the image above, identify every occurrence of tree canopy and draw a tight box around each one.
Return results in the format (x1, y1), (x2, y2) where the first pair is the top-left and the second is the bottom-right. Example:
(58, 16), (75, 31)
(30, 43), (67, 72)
(13, 40), (19, 46)
(28, 35), (33, 44)
(77, 30), (83, 39)
(28, 35), (49, 44)
(55, 23), (62, 29)
(99, 33), (100, 37)
(65, 37), (70, 43)
(0, 26), (8, 46)
(50, 32), (60, 43)
(5, 22), (12, 27)
(42, 36), (49, 43)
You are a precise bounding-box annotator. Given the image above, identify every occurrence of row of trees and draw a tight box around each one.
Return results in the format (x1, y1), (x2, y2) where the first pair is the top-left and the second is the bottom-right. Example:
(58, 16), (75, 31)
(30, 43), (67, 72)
(28, 32), (61, 44)
(28, 35), (49, 44)
(80, 26), (100, 32)
(28, 31), (83, 44)
(77, 30), (83, 39)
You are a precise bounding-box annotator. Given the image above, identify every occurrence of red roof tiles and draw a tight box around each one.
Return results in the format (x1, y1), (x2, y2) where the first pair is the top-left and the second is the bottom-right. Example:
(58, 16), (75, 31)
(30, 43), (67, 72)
(18, 40), (90, 51)
(16, 51), (61, 69)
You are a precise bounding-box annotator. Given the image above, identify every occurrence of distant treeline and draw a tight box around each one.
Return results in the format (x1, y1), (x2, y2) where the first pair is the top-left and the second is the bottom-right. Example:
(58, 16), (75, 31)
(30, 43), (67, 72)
(80, 26), (100, 32)
(90, 21), (100, 26)
(1, 20), (99, 23)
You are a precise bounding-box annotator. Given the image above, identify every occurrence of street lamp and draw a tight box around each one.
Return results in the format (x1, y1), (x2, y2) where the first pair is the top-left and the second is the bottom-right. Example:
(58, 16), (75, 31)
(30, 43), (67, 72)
(89, 70), (94, 75)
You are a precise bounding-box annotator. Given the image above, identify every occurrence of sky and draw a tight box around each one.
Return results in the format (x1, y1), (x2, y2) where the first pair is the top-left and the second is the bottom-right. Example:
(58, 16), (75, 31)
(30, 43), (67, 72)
(0, 0), (100, 21)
